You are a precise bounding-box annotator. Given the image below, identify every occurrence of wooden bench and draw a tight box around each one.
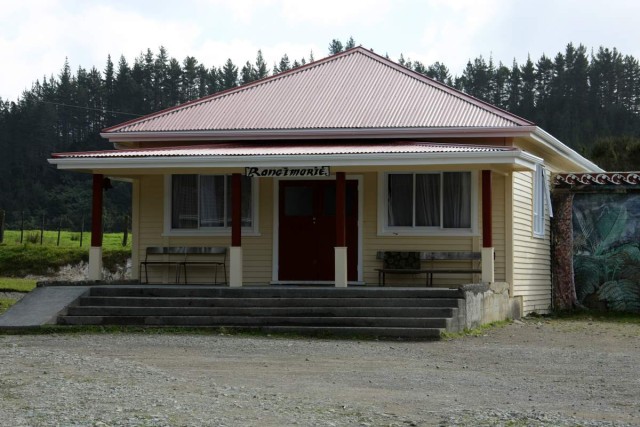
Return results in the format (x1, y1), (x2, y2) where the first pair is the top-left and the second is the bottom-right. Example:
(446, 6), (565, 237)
(140, 247), (185, 284)
(376, 251), (481, 287)
(140, 246), (227, 285)
(179, 246), (227, 285)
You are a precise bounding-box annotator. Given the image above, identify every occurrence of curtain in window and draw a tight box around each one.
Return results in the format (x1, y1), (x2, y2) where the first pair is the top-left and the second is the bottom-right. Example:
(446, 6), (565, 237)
(388, 174), (413, 226)
(200, 175), (225, 227)
(172, 175), (198, 229)
(416, 174), (440, 227)
(443, 172), (471, 228)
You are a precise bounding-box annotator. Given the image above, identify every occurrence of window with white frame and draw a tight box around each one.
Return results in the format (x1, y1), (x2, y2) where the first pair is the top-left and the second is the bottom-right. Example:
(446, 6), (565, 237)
(384, 171), (472, 232)
(533, 164), (552, 237)
(171, 174), (254, 230)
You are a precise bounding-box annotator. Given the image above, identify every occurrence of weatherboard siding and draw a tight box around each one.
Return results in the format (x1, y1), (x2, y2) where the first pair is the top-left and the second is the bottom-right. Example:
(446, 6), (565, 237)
(361, 171), (506, 286)
(511, 171), (552, 314)
(136, 175), (274, 284)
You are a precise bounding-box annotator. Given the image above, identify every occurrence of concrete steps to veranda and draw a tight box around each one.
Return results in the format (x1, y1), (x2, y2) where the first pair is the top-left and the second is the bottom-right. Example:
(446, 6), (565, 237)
(57, 286), (466, 339)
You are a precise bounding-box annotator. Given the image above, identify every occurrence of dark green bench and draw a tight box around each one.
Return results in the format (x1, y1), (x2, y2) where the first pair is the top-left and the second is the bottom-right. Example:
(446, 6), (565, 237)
(140, 246), (227, 285)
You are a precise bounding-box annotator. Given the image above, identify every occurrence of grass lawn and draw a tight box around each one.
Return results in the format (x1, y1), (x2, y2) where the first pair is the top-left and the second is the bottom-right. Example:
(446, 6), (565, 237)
(0, 277), (38, 292)
(0, 278), (39, 316)
(0, 298), (15, 315)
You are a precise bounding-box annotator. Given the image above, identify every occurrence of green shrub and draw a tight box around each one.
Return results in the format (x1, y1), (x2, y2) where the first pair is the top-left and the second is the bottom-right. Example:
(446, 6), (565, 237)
(0, 245), (130, 276)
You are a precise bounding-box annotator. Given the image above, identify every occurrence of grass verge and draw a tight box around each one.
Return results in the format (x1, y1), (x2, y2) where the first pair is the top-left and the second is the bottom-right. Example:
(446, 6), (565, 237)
(0, 278), (37, 292)
(441, 319), (512, 340)
(0, 298), (17, 315)
(548, 310), (640, 324)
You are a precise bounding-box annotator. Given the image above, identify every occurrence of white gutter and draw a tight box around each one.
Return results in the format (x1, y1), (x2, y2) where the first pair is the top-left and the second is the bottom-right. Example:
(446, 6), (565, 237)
(100, 126), (540, 143)
(49, 150), (542, 171)
(530, 127), (604, 172)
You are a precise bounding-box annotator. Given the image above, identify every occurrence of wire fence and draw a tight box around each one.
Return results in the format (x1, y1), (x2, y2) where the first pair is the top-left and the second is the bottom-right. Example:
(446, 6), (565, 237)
(0, 209), (130, 247)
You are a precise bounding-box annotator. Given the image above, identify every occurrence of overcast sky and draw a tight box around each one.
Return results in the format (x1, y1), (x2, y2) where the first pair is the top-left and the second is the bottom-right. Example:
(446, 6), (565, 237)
(1, 0), (639, 101)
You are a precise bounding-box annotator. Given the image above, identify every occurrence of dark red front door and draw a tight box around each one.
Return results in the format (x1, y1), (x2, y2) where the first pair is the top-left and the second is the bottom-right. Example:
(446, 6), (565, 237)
(279, 180), (358, 281)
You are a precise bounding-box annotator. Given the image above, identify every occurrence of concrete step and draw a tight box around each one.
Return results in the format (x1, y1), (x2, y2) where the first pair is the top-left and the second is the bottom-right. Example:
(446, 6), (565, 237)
(87, 286), (463, 299)
(58, 315), (452, 328)
(78, 296), (463, 308)
(57, 286), (467, 337)
(65, 306), (457, 318)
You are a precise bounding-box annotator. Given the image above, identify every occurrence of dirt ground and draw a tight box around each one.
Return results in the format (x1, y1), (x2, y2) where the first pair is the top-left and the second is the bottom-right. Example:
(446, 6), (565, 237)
(1, 317), (639, 426)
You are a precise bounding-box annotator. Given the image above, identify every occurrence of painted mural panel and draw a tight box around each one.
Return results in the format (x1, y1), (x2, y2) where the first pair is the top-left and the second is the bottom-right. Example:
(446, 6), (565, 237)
(573, 193), (640, 312)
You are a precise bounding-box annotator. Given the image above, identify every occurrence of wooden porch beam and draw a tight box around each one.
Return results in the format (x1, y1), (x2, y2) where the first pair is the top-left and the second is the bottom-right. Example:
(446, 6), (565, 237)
(482, 170), (492, 248)
(336, 172), (346, 247)
(91, 174), (104, 248)
(231, 173), (241, 247)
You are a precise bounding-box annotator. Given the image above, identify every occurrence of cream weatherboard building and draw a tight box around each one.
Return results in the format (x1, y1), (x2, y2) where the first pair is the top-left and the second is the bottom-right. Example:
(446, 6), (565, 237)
(49, 47), (602, 315)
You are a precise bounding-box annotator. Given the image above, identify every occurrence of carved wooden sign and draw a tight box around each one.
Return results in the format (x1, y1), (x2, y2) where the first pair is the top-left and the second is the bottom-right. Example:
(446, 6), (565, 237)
(245, 166), (330, 178)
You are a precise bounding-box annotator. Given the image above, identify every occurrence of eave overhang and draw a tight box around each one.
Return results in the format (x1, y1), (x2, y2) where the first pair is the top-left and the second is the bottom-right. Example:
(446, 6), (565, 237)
(49, 149), (542, 173)
(101, 126), (536, 143)
(529, 127), (603, 172)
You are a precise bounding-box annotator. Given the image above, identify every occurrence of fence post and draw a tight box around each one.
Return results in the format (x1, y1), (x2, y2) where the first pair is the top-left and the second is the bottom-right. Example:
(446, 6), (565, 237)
(122, 215), (129, 247)
(40, 213), (45, 245)
(20, 211), (24, 244)
(57, 217), (62, 246)
(80, 216), (84, 247)
(0, 209), (4, 244)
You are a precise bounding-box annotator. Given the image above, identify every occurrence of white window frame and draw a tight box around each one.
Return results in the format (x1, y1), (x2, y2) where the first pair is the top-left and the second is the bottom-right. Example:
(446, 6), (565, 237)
(163, 174), (260, 236)
(377, 171), (478, 236)
(533, 164), (552, 238)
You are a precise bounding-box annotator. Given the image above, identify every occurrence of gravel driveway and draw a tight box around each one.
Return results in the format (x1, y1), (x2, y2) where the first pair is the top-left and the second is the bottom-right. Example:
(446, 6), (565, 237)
(1, 318), (639, 426)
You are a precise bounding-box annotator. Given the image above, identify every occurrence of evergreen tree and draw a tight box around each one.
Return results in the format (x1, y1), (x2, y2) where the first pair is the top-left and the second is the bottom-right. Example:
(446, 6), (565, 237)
(493, 61), (510, 109)
(153, 46), (169, 109)
(166, 57), (183, 105)
(345, 36), (356, 49)
(240, 61), (256, 85)
(507, 59), (522, 112)
(328, 39), (343, 54)
(220, 59), (238, 90)
(519, 56), (536, 121)
(274, 54), (291, 74)
(534, 54), (554, 110)
(425, 62), (452, 85)
(182, 56), (200, 101)
(254, 50), (269, 80)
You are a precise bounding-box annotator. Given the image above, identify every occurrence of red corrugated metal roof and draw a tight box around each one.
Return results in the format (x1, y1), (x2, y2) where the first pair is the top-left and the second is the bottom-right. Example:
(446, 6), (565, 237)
(103, 47), (532, 135)
(52, 142), (519, 158)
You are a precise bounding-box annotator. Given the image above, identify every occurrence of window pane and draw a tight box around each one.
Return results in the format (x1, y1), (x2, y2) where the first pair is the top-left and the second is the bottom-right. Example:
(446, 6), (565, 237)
(172, 175), (198, 229)
(284, 186), (313, 216)
(200, 175), (225, 227)
(388, 174), (413, 226)
(226, 176), (253, 227)
(415, 174), (440, 227)
(443, 172), (471, 228)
